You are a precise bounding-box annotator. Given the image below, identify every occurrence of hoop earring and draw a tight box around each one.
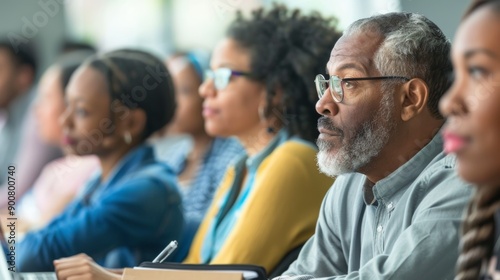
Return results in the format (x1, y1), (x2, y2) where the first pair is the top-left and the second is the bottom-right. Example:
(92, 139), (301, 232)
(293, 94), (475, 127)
(124, 131), (132, 145)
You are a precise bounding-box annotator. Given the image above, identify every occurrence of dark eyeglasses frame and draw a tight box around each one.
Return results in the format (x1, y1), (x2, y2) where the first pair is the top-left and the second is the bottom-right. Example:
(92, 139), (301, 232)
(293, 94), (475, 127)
(205, 68), (254, 90)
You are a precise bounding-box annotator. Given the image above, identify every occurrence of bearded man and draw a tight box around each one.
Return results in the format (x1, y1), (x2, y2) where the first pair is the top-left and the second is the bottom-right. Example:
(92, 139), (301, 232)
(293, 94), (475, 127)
(275, 12), (472, 280)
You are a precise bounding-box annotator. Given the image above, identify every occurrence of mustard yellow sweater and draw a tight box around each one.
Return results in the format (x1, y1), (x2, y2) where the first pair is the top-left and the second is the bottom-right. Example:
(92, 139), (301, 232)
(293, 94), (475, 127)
(184, 140), (334, 272)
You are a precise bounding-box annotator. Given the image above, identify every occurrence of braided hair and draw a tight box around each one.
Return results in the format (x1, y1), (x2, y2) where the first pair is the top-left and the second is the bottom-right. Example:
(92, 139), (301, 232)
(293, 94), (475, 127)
(456, 187), (500, 280)
(226, 5), (341, 143)
(455, 2), (500, 279)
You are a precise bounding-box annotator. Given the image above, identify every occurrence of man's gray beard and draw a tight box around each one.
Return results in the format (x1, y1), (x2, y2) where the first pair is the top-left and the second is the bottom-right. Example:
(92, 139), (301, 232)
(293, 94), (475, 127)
(316, 91), (396, 177)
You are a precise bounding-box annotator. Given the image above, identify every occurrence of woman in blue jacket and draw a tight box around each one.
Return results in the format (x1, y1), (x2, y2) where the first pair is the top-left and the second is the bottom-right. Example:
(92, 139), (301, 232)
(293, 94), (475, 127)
(16, 49), (184, 272)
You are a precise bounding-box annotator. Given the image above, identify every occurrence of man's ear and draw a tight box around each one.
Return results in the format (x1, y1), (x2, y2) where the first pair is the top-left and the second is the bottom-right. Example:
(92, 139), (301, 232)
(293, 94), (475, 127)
(399, 78), (429, 122)
(121, 108), (147, 142)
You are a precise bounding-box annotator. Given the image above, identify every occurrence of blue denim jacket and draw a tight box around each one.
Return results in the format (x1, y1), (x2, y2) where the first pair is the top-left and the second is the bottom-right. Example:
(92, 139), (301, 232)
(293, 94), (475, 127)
(16, 145), (184, 272)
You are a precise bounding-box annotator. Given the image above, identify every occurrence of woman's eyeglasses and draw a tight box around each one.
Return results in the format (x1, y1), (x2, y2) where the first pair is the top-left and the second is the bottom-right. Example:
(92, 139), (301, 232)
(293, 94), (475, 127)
(204, 68), (253, 90)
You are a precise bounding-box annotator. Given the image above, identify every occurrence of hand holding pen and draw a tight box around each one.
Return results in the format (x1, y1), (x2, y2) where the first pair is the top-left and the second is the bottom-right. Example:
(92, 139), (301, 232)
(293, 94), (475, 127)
(152, 240), (178, 263)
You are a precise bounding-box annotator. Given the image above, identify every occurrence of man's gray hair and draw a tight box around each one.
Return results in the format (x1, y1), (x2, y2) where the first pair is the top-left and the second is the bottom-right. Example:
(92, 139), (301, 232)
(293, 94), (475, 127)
(344, 12), (452, 119)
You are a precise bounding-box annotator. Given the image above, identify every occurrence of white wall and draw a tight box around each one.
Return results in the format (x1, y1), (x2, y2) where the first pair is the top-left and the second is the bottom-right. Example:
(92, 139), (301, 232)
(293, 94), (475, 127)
(0, 0), (66, 77)
(400, 0), (469, 40)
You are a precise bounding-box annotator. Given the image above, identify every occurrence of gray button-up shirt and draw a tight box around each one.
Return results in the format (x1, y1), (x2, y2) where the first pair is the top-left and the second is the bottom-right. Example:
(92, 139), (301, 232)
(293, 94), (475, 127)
(277, 132), (472, 280)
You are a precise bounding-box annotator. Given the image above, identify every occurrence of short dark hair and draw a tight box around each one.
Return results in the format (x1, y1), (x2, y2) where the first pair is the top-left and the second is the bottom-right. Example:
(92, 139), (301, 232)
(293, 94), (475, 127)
(227, 5), (341, 142)
(344, 12), (452, 119)
(85, 49), (176, 140)
(59, 40), (96, 55)
(0, 39), (37, 73)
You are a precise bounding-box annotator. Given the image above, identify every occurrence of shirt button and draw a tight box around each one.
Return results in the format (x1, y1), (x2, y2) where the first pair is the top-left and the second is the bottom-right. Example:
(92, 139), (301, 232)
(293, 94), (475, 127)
(377, 225), (383, 233)
(387, 202), (394, 210)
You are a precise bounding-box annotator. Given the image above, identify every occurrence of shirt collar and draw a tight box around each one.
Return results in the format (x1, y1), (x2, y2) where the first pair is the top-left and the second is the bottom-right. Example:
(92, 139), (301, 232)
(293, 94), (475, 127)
(370, 129), (444, 205)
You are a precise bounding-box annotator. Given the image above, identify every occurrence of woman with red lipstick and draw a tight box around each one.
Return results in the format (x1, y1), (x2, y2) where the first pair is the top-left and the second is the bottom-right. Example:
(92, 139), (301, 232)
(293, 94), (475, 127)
(15, 49), (184, 273)
(439, 0), (500, 279)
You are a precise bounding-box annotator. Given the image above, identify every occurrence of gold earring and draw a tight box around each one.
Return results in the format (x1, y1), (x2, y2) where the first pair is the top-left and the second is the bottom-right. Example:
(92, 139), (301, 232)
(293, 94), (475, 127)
(124, 131), (132, 144)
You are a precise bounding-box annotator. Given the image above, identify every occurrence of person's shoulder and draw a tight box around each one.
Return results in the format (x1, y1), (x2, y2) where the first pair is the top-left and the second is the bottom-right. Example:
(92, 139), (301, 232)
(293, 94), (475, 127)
(258, 138), (334, 188)
(121, 158), (178, 192)
(209, 137), (245, 162)
(424, 150), (457, 172)
(212, 136), (242, 150)
(262, 139), (319, 173)
(419, 152), (470, 190)
(109, 162), (181, 205)
(412, 152), (472, 208)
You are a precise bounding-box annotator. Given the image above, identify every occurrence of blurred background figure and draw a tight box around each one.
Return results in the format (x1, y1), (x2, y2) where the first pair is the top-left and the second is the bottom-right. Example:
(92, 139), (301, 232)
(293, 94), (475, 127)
(150, 51), (244, 261)
(12, 51), (99, 231)
(0, 40), (37, 187)
(17, 49), (183, 272)
(0, 42), (96, 210)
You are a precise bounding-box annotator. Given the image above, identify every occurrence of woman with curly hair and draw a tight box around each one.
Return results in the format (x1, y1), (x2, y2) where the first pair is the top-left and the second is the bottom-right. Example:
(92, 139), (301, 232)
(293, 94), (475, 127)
(54, 5), (340, 279)
(183, 5), (339, 271)
(439, 0), (500, 279)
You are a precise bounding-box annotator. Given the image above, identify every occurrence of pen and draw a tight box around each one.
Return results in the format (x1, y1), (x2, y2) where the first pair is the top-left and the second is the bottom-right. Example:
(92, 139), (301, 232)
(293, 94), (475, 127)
(152, 240), (178, 263)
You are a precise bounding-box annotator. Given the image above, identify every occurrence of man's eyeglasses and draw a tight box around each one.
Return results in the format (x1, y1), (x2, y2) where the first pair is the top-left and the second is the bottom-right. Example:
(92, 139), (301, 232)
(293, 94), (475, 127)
(204, 68), (253, 90)
(314, 74), (410, 103)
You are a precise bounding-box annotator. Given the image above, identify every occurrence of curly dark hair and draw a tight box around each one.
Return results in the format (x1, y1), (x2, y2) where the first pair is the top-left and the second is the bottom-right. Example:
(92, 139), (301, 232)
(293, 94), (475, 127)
(86, 49), (176, 140)
(226, 5), (341, 142)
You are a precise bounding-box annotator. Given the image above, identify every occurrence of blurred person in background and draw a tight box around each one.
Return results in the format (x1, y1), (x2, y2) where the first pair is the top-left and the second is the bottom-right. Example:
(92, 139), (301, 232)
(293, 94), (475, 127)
(183, 6), (338, 271)
(16, 49), (184, 272)
(7, 51), (99, 231)
(0, 41), (96, 210)
(150, 51), (244, 260)
(0, 40), (37, 189)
